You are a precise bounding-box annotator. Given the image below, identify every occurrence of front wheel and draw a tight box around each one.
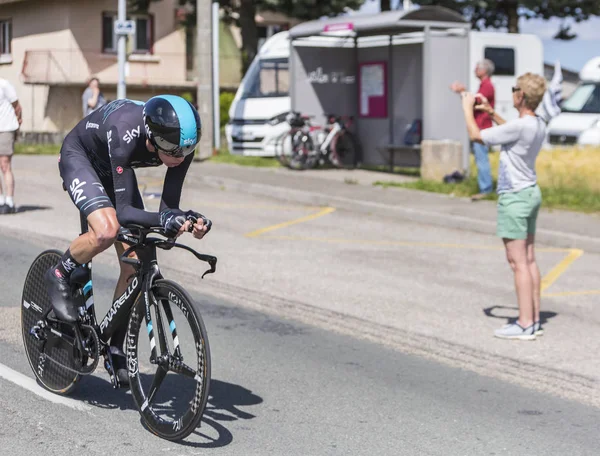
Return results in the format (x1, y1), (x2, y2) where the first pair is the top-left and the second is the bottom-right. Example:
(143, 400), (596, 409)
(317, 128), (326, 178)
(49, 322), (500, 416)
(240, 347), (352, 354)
(330, 131), (358, 169)
(127, 279), (211, 441)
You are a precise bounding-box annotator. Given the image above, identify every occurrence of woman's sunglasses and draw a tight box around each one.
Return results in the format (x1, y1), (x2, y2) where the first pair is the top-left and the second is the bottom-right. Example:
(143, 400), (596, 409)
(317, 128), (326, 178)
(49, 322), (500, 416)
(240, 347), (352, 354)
(512, 86), (522, 93)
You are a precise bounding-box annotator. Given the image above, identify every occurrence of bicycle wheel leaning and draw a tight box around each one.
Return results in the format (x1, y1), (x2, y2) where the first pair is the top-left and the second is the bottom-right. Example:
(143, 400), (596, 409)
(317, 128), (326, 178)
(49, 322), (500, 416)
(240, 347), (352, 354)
(21, 250), (81, 394)
(127, 279), (211, 441)
(288, 130), (318, 170)
(330, 131), (358, 169)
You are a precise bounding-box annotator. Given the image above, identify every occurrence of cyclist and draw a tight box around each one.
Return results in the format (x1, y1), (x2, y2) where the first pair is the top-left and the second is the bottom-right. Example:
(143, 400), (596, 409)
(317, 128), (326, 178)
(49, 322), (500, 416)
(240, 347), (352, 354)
(44, 95), (211, 386)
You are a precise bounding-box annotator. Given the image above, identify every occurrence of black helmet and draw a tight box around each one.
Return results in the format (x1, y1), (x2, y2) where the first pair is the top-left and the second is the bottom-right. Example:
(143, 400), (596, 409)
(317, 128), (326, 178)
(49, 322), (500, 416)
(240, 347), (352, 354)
(143, 95), (202, 158)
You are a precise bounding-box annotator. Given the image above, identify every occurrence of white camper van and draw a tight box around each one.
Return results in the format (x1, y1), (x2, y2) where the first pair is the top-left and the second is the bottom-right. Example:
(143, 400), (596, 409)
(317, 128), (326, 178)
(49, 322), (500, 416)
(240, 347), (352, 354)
(225, 32), (291, 156)
(226, 30), (543, 157)
(546, 57), (600, 146)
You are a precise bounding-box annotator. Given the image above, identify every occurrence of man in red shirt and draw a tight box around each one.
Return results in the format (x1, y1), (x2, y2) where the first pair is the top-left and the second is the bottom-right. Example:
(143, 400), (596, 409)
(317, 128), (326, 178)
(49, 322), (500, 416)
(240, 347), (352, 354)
(451, 59), (496, 200)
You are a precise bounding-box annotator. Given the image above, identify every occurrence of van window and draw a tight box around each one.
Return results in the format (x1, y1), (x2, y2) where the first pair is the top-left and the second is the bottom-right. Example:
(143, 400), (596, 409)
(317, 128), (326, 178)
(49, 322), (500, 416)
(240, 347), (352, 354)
(561, 83), (600, 114)
(242, 58), (289, 99)
(484, 47), (515, 76)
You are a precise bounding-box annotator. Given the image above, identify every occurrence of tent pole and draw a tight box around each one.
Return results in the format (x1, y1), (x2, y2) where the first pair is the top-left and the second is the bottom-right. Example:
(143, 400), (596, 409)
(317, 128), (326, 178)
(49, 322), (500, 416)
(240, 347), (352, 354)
(388, 34), (394, 171)
(289, 37), (295, 113)
(388, 34), (394, 145)
(354, 35), (359, 166)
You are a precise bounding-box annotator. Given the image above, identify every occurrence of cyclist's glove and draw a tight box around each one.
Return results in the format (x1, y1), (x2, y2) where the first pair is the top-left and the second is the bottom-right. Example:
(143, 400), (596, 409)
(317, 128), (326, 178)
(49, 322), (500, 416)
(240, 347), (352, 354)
(185, 210), (212, 233)
(159, 208), (187, 237)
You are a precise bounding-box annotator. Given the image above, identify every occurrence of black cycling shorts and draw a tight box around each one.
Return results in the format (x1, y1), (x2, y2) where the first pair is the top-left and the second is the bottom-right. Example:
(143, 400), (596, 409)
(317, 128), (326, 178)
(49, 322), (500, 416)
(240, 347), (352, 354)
(58, 139), (144, 218)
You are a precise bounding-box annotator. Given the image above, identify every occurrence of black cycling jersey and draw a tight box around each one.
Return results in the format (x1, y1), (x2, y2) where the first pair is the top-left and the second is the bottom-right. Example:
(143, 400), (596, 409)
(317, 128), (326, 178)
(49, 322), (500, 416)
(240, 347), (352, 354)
(59, 99), (194, 226)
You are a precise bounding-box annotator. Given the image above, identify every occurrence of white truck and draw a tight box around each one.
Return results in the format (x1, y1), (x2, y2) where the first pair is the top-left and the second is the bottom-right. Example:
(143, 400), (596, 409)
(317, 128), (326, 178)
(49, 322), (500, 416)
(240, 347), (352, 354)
(546, 56), (600, 146)
(226, 30), (544, 157)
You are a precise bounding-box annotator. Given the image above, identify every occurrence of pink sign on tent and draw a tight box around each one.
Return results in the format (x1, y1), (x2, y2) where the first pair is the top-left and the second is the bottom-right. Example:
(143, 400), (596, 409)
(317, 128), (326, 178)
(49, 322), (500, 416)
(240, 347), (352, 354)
(358, 61), (388, 118)
(323, 23), (354, 33)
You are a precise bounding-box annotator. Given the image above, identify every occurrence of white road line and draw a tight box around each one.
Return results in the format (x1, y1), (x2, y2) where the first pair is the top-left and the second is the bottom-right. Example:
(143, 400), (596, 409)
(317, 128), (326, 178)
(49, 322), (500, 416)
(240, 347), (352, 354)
(0, 363), (90, 411)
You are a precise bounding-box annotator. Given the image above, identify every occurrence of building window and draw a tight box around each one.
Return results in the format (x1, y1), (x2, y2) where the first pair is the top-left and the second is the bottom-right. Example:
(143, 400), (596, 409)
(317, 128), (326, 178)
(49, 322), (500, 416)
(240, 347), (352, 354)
(484, 47), (515, 76)
(102, 13), (154, 54)
(0, 19), (11, 56)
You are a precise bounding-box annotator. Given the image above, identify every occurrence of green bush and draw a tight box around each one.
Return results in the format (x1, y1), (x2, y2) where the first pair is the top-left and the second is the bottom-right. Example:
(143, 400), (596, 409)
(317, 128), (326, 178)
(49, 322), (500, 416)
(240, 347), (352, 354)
(220, 91), (235, 128)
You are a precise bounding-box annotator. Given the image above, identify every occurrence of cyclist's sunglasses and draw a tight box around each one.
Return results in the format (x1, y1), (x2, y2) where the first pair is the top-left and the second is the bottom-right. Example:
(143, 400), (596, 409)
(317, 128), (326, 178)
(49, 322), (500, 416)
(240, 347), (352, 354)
(152, 134), (199, 158)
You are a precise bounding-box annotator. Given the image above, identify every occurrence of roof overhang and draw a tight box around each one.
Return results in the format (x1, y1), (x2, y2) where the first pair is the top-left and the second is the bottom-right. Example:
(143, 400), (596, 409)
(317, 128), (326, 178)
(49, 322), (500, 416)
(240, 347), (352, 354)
(289, 6), (469, 39)
(0, 0), (28, 5)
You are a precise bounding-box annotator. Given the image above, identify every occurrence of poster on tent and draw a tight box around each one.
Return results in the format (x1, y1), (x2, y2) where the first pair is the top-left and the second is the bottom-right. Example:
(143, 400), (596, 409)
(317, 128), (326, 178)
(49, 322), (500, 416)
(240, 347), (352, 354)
(358, 61), (387, 118)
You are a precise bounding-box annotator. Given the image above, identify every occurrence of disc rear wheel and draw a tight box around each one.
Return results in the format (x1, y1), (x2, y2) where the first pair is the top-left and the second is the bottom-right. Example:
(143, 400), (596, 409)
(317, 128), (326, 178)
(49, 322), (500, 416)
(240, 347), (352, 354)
(21, 250), (80, 394)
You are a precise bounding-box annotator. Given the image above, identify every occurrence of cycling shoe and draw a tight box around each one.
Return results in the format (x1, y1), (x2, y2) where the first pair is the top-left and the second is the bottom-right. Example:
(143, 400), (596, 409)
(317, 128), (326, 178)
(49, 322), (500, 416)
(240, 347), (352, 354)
(44, 266), (79, 322)
(110, 347), (130, 388)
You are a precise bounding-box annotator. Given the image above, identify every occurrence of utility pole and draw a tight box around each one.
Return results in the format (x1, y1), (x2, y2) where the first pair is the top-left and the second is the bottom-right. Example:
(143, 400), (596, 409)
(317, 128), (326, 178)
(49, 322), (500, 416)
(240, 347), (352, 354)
(212, 2), (220, 151)
(117, 0), (127, 99)
(196, 0), (214, 159)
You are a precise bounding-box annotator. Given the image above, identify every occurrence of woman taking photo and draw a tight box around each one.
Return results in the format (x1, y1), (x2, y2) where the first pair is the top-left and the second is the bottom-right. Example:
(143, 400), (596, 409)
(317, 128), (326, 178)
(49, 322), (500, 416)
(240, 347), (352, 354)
(461, 72), (547, 340)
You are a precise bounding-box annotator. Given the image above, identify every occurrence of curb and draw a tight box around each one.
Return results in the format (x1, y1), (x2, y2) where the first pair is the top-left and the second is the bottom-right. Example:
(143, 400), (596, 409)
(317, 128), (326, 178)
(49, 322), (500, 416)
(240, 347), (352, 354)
(198, 174), (600, 254)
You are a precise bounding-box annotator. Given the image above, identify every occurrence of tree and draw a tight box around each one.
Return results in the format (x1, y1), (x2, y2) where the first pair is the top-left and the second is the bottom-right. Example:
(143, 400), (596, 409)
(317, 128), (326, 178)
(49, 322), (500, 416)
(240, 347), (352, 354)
(178, 0), (366, 72)
(411, 1), (600, 36)
(131, 0), (366, 73)
(260, 0), (366, 21)
(128, 0), (161, 13)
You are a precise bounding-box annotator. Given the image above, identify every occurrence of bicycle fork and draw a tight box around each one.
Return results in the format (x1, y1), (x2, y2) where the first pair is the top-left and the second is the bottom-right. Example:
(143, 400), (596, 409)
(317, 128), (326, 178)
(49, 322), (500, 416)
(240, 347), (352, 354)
(143, 265), (183, 366)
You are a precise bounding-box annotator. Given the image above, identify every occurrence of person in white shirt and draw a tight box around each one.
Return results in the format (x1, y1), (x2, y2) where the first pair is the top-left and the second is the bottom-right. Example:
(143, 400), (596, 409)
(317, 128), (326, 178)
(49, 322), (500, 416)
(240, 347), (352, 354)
(461, 72), (548, 341)
(0, 78), (22, 214)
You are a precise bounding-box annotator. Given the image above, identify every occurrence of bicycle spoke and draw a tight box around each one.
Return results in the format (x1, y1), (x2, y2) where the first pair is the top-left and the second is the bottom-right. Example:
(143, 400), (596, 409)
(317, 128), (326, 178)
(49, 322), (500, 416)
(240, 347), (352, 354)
(147, 366), (168, 405)
(167, 357), (197, 379)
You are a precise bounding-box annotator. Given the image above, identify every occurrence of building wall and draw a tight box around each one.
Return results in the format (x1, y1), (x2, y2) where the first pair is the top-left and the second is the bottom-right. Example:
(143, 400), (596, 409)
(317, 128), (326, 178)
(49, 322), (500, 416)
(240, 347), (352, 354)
(0, 0), (189, 134)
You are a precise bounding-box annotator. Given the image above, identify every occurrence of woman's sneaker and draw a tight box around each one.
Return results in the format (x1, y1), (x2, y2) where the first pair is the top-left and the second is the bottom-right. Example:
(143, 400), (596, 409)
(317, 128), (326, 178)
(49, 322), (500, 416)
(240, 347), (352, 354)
(494, 322), (536, 340)
(534, 321), (544, 336)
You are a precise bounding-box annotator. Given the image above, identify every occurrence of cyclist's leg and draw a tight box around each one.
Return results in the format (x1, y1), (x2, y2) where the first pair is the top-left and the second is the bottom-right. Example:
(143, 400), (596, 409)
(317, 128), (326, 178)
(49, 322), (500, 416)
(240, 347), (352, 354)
(109, 241), (137, 347)
(46, 145), (119, 322)
(110, 172), (143, 304)
(59, 145), (119, 263)
(108, 180), (145, 386)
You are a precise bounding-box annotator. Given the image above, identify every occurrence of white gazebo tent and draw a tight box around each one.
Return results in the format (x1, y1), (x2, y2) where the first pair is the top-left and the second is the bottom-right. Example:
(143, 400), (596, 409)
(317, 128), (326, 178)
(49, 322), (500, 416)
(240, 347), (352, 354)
(288, 6), (472, 170)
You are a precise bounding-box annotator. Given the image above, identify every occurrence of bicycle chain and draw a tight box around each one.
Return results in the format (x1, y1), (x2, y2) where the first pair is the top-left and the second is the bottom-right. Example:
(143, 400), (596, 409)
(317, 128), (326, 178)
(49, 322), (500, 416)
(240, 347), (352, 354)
(41, 324), (101, 376)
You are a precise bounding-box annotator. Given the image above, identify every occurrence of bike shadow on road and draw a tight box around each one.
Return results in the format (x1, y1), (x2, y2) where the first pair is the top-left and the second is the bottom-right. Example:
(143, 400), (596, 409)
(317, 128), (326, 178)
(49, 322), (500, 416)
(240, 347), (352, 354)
(72, 374), (263, 448)
(483, 305), (558, 327)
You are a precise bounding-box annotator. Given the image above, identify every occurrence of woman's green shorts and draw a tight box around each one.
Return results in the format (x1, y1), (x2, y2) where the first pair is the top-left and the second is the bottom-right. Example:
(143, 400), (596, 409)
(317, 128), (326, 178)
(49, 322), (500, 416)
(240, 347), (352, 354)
(497, 184), (542, 240)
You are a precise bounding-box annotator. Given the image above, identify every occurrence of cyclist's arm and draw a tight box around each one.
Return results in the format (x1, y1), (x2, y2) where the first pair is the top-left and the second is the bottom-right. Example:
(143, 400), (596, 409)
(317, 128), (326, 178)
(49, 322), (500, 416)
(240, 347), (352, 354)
(159, 151), (194, 212)
(107, 125), (161, 227)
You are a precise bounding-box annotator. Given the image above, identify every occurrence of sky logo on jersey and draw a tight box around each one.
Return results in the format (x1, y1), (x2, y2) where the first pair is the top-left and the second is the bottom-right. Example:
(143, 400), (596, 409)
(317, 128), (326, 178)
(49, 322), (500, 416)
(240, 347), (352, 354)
(183, 137), (195, 146)
(116, 166), (123, 174)
(70, 178), (87, 205)
(123, 126), (141, 144)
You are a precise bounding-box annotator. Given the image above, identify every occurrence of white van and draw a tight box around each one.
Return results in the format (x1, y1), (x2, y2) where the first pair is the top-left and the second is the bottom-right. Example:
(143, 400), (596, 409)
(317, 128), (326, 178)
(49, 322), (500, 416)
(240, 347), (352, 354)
(226, 30), (543, 156)
(546, 57), (600, 146)
(225, 32), (291, 156)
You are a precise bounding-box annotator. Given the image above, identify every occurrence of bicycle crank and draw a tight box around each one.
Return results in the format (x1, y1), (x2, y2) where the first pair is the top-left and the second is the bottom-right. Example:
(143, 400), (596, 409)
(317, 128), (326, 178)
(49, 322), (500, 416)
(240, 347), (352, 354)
(31, 323), (101, 376)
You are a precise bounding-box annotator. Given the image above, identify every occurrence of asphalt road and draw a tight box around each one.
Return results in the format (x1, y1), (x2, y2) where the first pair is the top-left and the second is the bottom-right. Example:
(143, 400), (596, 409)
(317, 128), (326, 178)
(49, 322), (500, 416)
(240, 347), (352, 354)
(1, 233), (599, 455)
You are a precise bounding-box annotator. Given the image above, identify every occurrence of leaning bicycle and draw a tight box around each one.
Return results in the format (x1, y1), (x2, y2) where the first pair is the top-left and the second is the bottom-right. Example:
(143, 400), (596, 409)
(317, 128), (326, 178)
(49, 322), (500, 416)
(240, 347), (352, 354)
(282, 112), (359, 170)
(21, 212), (216, 441)
(277, 111), (319, 170)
